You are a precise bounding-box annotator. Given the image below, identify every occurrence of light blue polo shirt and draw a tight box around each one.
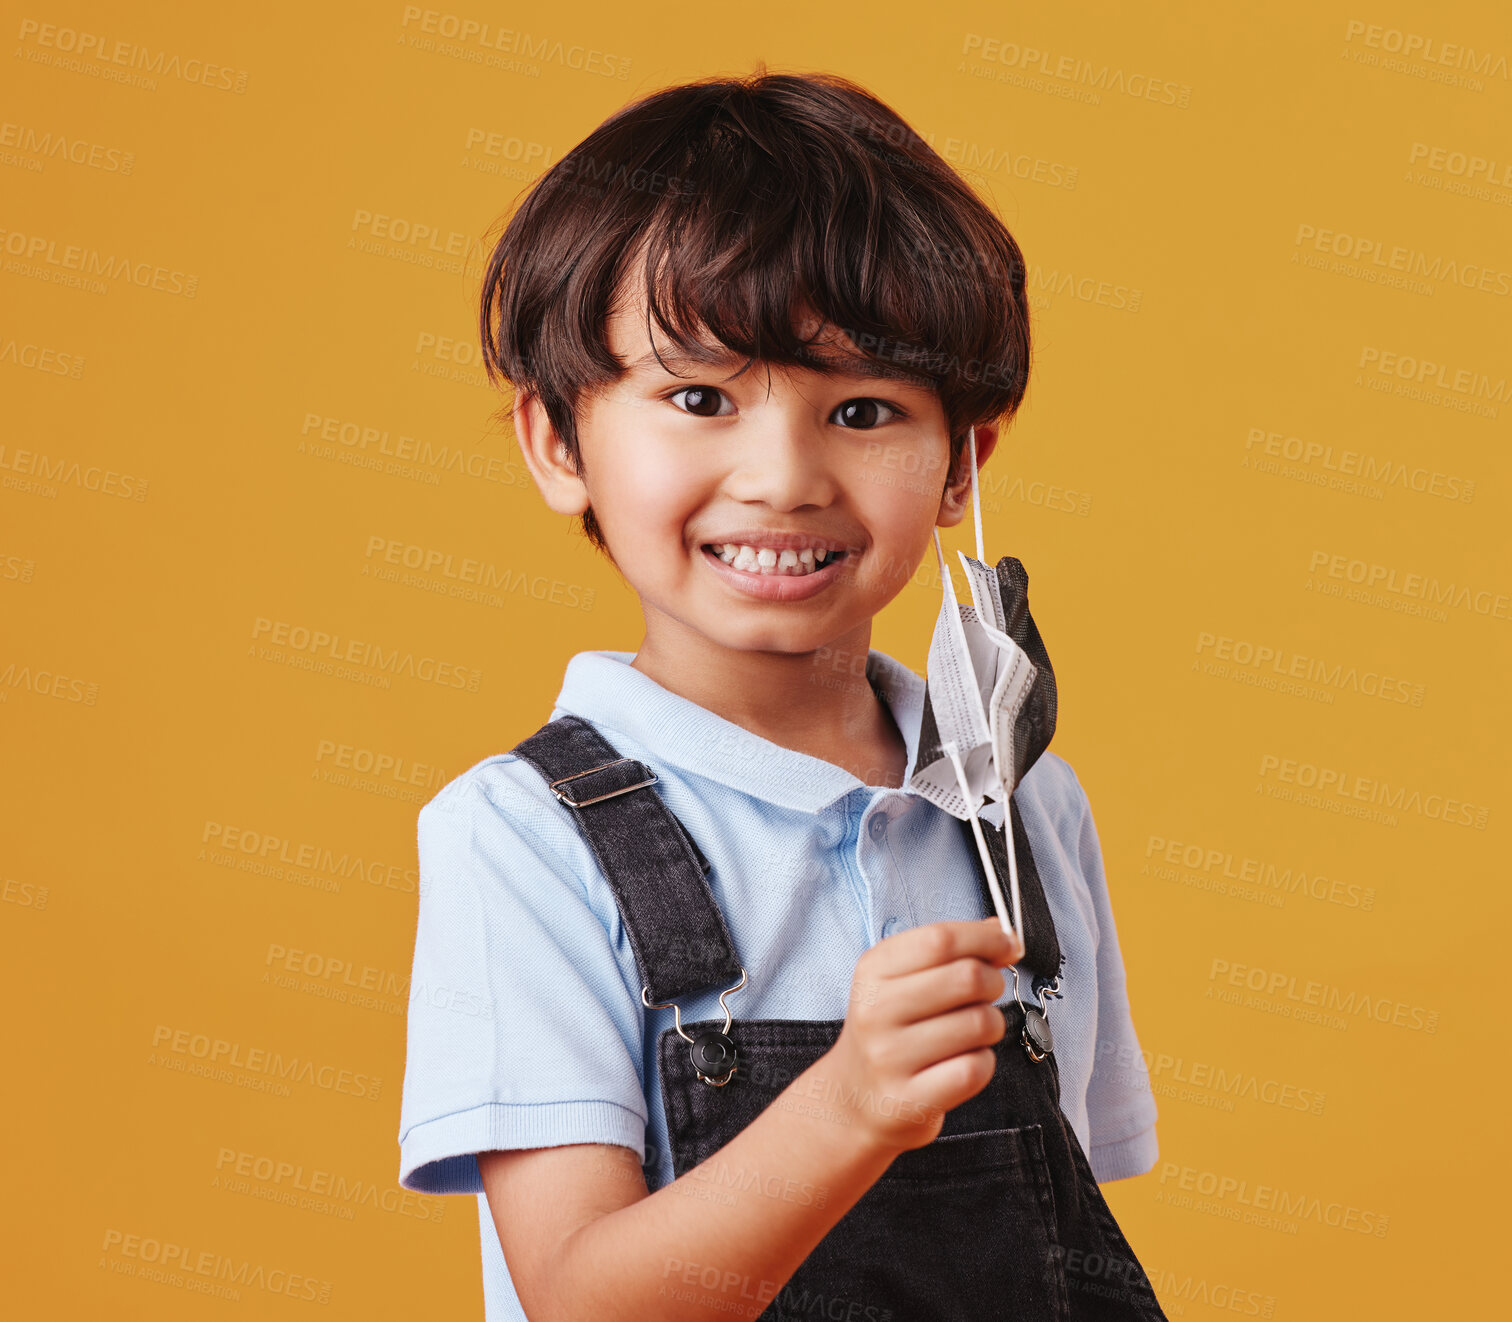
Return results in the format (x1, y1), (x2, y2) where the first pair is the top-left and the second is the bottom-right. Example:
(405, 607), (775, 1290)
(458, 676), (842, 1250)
(398, 647), (1159, 1320)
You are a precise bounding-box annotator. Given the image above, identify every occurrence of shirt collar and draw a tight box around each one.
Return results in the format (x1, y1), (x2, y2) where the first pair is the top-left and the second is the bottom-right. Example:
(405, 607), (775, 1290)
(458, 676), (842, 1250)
(548, 648), (926, 813)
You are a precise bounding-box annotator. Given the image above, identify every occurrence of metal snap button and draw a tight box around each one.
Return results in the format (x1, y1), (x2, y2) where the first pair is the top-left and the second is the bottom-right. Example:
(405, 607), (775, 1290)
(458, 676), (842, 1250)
(1022, 1006), (1054, 1061)
(690, 1030), (737, 1084)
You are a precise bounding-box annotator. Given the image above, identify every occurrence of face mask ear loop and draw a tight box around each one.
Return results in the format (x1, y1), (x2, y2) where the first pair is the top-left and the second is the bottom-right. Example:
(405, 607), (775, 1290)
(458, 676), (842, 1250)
(995, 759), (1025, 949)
(967, 425), (985, 565)
(942, 739), (1019, 944)
(932, 525), (951, 596)
(981, 712), (1025, 942)
(963, 424), (1023, 941)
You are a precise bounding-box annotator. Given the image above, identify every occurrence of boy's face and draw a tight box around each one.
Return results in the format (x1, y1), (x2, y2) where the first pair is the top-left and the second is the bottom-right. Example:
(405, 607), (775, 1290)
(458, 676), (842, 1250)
(516, 287), (994, 661)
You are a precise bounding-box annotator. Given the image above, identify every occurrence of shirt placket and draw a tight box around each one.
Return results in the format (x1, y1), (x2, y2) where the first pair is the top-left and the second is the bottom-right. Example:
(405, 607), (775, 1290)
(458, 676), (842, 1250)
(857, 790), (917, 944)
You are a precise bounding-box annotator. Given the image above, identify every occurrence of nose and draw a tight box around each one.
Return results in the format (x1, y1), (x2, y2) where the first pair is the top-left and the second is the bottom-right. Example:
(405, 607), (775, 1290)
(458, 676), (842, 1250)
(722, 403), (839, 513)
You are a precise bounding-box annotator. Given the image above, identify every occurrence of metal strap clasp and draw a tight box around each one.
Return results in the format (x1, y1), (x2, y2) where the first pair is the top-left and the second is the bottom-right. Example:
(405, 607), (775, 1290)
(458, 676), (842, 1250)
(549, 758), (658, 807)
(1013, 965), (1061, 1063)
(643, 969), (748, 1087)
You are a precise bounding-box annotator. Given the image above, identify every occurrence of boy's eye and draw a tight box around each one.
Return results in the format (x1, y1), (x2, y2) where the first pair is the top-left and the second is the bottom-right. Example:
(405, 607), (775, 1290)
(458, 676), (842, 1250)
(669, 387), (733, 417)
(832, 398), (901, 429)
(666, 390), (903, 426)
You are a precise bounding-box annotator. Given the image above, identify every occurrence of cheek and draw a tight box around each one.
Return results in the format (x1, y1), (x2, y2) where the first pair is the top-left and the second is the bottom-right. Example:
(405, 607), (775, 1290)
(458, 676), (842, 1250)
(594, 439), (706, 541)
(847, 447), (945, 536)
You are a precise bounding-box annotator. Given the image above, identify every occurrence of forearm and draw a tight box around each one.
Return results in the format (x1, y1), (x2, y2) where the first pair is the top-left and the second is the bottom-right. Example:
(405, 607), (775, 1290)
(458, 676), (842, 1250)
(549, 1058), (899, 1322)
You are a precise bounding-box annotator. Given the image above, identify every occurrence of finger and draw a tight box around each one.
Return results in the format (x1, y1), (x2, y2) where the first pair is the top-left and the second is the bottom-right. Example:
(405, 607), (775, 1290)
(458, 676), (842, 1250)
(868, 917), (1022, 980)
(906, 1046), (1000, 1118)
(879, 1000), (1009, 1079)
(872, 956), (1008, 1028)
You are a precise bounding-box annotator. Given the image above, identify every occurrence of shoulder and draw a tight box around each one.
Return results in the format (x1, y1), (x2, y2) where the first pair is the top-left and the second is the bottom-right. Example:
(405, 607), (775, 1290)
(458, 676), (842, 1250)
(415, 745), (599, 907)
(420, 746), (564, 822)
(1016, 749), (1092, 839)
(1013, 750), (1103, 941)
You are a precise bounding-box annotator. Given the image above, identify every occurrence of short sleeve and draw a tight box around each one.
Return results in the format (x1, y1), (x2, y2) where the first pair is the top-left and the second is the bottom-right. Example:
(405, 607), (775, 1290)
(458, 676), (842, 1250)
(397, 767), (650, 1194)
(1068, 768), (1160, 1182)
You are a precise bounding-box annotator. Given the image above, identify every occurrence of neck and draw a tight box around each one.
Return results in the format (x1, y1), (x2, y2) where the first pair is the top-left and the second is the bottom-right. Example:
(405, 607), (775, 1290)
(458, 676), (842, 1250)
(629, 612), (906, 787)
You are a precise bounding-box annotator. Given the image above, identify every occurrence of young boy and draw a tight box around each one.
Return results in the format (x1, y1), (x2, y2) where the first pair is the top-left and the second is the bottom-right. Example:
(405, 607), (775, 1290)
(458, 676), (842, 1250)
(398, 71), (1164, 1322)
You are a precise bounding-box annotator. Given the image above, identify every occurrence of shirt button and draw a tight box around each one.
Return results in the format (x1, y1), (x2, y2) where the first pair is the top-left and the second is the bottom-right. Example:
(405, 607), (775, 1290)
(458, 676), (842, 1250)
(868, 815), (888, 841)
(882, 916), (904, 938)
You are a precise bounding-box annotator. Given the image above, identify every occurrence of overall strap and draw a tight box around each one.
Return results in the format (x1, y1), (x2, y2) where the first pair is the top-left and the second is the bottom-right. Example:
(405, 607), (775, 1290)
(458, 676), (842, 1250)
(509, 714), (744, 1005)
(960, 798), (1063, 981)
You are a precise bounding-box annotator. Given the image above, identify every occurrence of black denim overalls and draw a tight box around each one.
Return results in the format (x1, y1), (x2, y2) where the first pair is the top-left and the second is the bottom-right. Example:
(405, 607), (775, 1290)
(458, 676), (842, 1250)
(509, 709), (1167, 1322)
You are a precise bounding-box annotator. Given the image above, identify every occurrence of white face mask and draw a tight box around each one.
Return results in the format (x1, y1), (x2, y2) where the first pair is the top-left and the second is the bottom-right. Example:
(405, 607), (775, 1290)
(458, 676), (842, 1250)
(908, 427), (1059, 944)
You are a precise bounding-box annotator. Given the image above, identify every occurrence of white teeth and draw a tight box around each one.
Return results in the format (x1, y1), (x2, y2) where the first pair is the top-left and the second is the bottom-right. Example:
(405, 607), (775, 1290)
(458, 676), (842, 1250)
(710, 543), (843, 577)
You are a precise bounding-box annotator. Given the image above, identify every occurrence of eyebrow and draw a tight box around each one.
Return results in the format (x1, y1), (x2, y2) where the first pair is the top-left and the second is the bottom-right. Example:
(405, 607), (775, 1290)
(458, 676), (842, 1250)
(626, 344), (743, 375)
(625, 344), (936, 391)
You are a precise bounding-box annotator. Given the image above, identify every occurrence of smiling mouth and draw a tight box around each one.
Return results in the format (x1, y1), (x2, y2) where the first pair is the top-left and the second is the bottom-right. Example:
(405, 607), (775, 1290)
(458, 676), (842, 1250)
(700, 543), (851, 577)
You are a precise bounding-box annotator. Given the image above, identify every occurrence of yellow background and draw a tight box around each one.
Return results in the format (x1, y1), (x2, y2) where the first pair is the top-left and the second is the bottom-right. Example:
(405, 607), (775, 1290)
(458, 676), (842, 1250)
(4, 0), (1508, 1316)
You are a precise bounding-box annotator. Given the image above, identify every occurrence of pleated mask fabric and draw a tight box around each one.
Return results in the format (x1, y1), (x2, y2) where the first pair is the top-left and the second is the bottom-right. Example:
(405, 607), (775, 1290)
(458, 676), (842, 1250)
(908, 427), (1060, 941)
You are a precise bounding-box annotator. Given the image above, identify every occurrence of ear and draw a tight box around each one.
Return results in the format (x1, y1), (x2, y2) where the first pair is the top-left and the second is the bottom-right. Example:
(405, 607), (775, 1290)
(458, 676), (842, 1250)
(936, 423), (1001, 528)
(512, 389), (591, 517)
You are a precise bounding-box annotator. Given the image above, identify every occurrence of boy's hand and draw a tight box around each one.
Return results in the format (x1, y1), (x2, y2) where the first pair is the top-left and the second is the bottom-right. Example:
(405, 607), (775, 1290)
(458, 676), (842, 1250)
(825, 918), (1023, 1155)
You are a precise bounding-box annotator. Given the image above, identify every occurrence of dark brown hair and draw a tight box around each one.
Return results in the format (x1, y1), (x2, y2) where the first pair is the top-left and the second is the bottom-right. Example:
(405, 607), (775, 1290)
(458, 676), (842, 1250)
(479, 68), (1032, 552)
